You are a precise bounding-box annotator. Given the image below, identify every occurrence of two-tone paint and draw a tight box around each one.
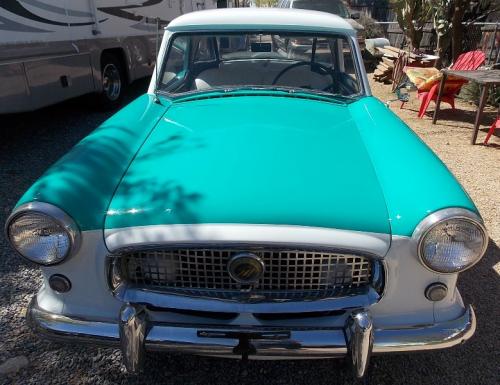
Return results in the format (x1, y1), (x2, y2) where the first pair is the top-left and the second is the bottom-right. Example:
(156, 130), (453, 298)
(14, 91), (475, 326)
(7, 9), (484, 374)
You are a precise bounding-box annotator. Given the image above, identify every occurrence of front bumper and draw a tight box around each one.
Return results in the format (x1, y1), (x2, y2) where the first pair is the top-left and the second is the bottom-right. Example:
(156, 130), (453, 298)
(28, 298), (476, 377)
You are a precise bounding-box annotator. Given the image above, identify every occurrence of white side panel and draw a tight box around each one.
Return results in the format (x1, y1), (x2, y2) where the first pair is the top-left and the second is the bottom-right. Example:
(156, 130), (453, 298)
(37, 230), (122, 321)
(370, 235), (464, 327)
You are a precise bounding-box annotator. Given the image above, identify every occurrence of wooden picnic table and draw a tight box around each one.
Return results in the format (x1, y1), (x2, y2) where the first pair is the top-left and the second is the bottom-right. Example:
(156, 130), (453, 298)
(432, 69), (500, 144)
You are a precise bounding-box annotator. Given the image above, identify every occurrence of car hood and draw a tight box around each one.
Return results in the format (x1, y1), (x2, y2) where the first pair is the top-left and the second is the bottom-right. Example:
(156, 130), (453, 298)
(104, 94), (391, 238)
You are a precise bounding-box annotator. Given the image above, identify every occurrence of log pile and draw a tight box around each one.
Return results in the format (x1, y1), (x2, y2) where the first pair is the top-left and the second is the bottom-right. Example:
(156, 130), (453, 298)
(373, 46), (429, 84)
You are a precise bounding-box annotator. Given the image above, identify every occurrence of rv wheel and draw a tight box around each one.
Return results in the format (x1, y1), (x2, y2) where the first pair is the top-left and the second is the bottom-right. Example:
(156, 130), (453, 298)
(98, 53), (126, 109)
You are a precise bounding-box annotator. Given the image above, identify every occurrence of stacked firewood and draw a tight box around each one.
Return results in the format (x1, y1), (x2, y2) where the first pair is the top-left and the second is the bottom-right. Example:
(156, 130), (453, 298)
(373, 46), (427, 84)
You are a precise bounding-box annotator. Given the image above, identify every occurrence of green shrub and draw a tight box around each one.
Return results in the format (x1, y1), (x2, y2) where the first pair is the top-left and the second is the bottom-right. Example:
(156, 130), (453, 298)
(459, 82), (500, 107)
(359, 13), (384, 39)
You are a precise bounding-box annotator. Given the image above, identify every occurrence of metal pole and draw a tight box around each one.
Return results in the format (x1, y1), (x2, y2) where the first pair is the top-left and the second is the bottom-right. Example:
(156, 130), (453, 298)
(488, 23), (498, 66)
(494, 23), (499, 68)
(153, 17), (162, 104)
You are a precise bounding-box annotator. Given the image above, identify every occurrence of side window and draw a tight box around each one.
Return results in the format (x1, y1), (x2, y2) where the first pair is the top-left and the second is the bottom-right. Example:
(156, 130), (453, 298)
(194, 37), (216, 63)
(162, 36), (188, 86)
(283, 36), (334, 68)
(338, 38), (358, 77)
(217, 35), (248, 57)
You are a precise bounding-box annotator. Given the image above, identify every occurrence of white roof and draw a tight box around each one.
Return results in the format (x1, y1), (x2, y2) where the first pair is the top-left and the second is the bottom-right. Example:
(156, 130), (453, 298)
(166, 8), (355, 35)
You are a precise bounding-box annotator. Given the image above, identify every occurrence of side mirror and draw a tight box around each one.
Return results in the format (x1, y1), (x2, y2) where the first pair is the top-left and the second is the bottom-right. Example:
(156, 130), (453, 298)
(350, 12), (360, 20)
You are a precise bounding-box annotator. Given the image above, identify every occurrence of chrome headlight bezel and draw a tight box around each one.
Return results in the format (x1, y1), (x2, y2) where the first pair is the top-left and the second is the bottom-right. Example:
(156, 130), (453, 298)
(5, 202), (81, 266)
(412, 208), (488, 274)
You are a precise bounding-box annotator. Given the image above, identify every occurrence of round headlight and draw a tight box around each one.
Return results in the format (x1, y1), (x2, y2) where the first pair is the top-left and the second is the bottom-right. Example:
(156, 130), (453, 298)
(414, 209), (488, 274)
(6, 203), (80, 265)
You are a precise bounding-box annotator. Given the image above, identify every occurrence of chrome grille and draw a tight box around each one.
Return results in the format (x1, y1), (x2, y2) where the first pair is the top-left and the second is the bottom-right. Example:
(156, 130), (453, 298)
(111, 248), (374, 300)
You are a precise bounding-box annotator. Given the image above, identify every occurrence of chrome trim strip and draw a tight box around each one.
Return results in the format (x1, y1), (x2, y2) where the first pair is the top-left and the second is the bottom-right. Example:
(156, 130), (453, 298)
(372, 305), (476, 352)
(104, 224), (391, 256)
(350, 35), (371, 97)
(28, 297), (476, 357)
(145, 327), (348, 357)
(5, 201), (81, 265)
(111, 242), (384, 259)
(119, 287), (381, 314)
(411, 208), (488, 274)
(27, 297), (119, 345)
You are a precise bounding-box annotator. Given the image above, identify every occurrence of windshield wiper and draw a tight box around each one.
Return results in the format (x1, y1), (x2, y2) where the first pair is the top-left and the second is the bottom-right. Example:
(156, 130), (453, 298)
(248, 87), (358, 103)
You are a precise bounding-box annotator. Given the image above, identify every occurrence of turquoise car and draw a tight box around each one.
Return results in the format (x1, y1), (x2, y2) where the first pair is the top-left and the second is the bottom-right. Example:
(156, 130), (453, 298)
(5, 8), (488, 379)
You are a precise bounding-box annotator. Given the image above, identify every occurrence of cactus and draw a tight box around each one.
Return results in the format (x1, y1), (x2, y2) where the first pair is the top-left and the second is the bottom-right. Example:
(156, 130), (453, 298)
(390, 0), (432, 50)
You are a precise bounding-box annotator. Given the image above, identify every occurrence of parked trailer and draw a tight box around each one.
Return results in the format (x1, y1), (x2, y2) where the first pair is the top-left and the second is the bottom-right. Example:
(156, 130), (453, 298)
(0, 0), (217, 113)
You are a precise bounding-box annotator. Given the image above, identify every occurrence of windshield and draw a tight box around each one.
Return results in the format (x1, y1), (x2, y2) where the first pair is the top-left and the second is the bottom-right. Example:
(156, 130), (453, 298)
(159, 32), (362, 99)
(292, 0), (350, 18)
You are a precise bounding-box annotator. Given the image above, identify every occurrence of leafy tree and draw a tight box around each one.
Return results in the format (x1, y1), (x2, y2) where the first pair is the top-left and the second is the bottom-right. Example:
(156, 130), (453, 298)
(430, 0), (497, 64)
(430, 0), (452, 66)
(393, 0), (497, 62)
(450, 0), (468, 61)
(359, 13), (384, 39)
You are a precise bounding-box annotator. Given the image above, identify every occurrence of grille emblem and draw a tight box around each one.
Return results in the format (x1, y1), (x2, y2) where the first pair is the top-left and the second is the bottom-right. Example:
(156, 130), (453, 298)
(228, 253), (265, 284)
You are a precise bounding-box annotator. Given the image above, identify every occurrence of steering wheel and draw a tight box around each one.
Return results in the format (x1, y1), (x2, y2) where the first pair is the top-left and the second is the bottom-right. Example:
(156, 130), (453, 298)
(271, 61), (336, 92)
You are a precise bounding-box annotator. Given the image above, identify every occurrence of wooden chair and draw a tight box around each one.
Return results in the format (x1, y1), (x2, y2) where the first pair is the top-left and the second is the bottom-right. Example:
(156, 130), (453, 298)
(391, 52), (409, 93)
(405, 50), (486, 118)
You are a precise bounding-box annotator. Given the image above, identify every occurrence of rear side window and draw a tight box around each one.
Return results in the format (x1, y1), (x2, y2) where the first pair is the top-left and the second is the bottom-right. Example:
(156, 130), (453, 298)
(194, 37), (216, 63)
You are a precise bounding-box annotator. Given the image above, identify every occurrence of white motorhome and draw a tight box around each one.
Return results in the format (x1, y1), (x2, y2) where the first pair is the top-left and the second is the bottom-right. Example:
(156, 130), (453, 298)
(0, 0), (217, 113)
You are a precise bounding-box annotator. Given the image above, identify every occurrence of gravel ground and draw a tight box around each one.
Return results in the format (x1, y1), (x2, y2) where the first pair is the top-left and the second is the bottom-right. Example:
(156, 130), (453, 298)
(0, 77), (499, 385)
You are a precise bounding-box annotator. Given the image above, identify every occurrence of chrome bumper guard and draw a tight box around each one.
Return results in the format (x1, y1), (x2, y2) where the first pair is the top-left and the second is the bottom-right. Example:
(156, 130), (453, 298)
(28, 298), (476, 378)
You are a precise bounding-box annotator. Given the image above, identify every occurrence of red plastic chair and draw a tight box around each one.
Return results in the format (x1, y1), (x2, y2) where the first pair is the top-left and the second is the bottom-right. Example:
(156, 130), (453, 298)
(484, 117), (499, 144)
(407, 51), (486, 118)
